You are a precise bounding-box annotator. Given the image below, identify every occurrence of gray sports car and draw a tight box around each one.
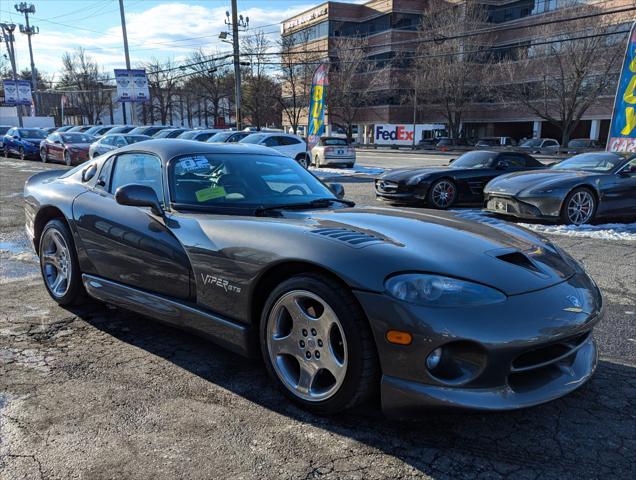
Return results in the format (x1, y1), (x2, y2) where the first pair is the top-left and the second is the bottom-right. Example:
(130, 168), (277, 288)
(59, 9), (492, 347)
(24, 140), (603, 416)
(484, 152), (636, 224)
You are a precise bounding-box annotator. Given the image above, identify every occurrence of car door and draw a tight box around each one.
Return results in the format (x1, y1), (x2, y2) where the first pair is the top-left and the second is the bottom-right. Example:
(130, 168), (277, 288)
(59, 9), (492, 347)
(7, 128), (20, 153)
(599, 159), (636, 216)
(49, 133), (64, 160)
(72, 152), (192, 300)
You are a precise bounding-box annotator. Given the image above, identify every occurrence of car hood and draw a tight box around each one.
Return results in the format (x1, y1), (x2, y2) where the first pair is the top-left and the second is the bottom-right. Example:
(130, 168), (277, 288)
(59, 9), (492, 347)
(485, 169), (597, 195)
(379, 167), (448, 182)
(187, 206), (579, 296)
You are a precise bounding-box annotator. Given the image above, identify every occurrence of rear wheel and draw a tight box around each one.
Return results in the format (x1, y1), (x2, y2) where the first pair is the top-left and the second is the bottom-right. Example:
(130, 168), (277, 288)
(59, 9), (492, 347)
(260, 274), (379, 414)
(64, 150), (72, 166)
(296, 154), (309, 169)
(561, 188), (596, 225)
(428, 178), (457, 209)
(19, 147), (25, 161)
(3, 146), (9, 158)
(314, 154), (321, 168)
(39, 219), (85, 306)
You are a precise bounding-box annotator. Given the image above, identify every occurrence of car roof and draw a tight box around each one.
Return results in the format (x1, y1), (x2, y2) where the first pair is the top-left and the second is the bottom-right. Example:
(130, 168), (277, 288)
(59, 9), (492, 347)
(114, 138), (281, 161)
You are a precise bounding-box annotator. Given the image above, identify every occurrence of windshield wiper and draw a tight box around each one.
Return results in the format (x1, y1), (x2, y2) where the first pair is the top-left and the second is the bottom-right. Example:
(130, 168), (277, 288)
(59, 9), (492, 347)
(255, 198), (355, 216)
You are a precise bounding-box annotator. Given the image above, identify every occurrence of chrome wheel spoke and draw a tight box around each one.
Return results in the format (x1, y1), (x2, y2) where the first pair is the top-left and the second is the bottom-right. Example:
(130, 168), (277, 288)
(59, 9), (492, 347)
(41, 228), (71, 298)
(42, 252), (59, 268)
(269, 334), (298, 357)
(51, 272), (66, 294)
(297, 363), (319, 395)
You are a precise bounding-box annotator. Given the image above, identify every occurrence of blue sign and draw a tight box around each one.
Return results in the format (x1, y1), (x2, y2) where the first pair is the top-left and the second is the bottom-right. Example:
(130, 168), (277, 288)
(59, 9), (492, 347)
(608, 22), (636, 153)
(2, 79), (32, 106)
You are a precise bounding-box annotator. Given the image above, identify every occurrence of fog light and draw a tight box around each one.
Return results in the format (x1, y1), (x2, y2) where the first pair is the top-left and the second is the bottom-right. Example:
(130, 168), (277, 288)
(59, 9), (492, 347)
(426, 348), (442, 370)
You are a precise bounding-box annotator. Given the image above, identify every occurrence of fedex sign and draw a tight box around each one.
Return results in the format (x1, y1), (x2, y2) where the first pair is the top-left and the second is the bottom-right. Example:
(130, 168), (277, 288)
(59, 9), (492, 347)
(373, 124), (444, 145)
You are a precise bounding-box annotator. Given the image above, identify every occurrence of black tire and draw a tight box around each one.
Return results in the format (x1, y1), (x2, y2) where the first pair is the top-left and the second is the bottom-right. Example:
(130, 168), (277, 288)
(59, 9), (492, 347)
(64, 150), (72, 166)
(560, 187), (597, 225)
(314, 154), (320, 168)
(3, 146), (9, 158)
(260, 273), (379, 415)
(296, 154), (309, 169)
(427, 178), (457, 209)
(19, 147), (25, 161)
(39, 219), (86, 306)
(41, 147), (48, 163)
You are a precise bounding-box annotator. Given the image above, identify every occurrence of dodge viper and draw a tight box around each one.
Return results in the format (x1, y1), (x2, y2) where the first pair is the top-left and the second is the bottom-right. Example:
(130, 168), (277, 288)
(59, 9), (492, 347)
(484, 152), (636, 225)
(375, 150), (545, 209)
(24, 140), (603, 416)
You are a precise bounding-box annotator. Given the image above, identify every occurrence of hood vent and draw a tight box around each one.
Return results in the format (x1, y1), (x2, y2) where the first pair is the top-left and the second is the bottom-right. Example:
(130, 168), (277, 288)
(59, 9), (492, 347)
(310, 227), (384, 247)
(495, 251), (542, 274)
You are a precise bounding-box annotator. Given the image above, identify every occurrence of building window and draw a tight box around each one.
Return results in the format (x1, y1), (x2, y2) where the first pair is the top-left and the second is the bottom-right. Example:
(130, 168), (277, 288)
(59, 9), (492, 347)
(283, 20), (329, 44)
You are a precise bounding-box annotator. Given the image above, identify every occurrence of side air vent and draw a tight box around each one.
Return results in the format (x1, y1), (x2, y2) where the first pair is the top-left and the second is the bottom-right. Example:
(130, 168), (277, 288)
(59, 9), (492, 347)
(311, 227), (384, 247)
(496, 251), (542, 273)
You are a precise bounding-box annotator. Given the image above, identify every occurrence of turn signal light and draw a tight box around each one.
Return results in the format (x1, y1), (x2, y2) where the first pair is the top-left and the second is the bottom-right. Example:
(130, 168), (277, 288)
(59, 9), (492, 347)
(386, 330), (412, 345)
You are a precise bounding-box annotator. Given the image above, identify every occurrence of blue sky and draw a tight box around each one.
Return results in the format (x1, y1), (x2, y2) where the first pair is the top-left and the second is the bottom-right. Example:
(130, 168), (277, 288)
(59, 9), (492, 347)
(0, 0), (320, 76)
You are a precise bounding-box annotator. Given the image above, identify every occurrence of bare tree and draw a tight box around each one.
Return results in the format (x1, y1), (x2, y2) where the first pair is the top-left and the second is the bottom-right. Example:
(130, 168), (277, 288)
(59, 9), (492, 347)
(327, 36), (388, 142)
(59, 48), (111, 123)
(502, 3), (626, 144)
(412, 0), (495, 139)
(185, 50), (233, 127)
(241, 30), (281, 128)
(140, 58), (181, 125)
(277, 29), (321, 134)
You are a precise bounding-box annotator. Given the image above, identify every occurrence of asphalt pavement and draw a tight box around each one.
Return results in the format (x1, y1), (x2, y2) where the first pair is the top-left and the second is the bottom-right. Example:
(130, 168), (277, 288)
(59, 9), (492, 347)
(0, 154), (634, 479)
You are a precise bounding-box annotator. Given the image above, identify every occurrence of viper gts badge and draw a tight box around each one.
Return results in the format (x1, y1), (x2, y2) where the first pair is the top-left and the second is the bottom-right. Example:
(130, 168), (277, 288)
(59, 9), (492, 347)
(201, 273), (242, 293)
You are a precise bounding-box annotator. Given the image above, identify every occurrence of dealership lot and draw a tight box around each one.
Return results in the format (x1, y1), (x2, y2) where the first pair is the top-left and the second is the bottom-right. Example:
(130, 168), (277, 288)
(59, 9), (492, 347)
(1, 155), (635, 479)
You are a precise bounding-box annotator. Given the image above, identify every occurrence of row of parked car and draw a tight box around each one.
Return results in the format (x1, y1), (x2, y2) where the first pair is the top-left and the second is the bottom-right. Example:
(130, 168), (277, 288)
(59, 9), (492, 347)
(374, 149), (636, 225)
(0, 124), (358, 170)
(417, 136), (603, 154)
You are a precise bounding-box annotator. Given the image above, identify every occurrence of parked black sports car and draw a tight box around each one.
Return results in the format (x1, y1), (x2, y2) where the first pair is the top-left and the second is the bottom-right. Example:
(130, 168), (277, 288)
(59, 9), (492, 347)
(375, 150), (545, 209)
(24, 140), (602, 416)
(484, 152), (636, 225)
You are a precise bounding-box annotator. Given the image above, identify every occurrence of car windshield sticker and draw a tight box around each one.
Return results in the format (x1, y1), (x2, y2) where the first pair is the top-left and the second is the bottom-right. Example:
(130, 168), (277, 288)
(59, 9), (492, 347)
(195, 185), (226, 202)
(177, 156), (210, 175)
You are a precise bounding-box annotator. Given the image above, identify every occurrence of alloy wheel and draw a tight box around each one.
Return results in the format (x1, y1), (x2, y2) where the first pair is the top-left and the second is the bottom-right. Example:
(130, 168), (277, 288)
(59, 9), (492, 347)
(297, 155), (309, 169)
(40, 148), (48, 162)
(64, 151), (72, 166)
(19, 147), (25, 160)
(431, 180), (456, 208)
(266, 290), (348, 402)
(567, 190), (594, 225)
(40, 229), (72, 298)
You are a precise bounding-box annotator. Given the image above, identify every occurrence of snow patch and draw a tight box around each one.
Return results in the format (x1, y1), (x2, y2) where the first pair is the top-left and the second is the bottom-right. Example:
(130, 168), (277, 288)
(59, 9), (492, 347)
(451, 209), (636, 241)
(310, 165), (384, 177)
(0, 230), (39, 283)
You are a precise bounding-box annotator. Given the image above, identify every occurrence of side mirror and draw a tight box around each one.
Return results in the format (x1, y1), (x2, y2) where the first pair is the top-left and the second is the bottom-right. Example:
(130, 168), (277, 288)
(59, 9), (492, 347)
(115, 184), (164, 216)
(329, 183), (345, 199)
(496, 160), (509, 170)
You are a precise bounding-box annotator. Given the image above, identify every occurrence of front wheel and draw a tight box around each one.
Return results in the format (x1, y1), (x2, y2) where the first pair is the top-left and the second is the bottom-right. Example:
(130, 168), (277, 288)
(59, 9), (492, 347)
(64, 150), (72, 166)
(260, 274), (379, 414)
(3, 146), (9, 158)
(19, 147), (25, 161)
(41, 147), (48, 163)
(561, 188), (596, 225)
(39, 219), (85, 305)
(428, 178), (457, 209)
(314, 155), (321, 168)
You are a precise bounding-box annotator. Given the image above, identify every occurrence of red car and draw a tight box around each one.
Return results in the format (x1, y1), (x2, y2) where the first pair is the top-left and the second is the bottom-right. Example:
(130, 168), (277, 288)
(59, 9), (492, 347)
(40, 132), (94, 166)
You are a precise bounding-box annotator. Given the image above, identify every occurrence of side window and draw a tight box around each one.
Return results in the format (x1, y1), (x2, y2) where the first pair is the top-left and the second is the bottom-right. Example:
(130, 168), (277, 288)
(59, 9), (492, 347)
(110, 153), (163, 201)
(114, 136), (127, 147)
(96, 157), (114, 190)
(500, 154), (525, 167)
(620, 159), (636, 176)
(101, 136), (113, 146)
(545, 140), (558, 147)
(281, 136), (301, 145)
(264, 136), (280, 147)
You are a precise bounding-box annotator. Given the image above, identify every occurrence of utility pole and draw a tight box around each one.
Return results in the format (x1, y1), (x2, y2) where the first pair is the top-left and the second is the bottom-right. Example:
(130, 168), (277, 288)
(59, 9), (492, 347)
(222, 2), (248, 130)
(1, 22), (23, 127)
(118, 0), (134, 125)
(15, 2), (38, 116)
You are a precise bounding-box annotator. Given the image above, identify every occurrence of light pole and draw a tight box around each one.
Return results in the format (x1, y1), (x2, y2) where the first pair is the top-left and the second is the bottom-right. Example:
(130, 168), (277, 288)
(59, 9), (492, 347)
(221, 1), (248, 130)
(15, 2), (39, 116)
(1, 22), (23, 127)
(118, 0), (135, 124)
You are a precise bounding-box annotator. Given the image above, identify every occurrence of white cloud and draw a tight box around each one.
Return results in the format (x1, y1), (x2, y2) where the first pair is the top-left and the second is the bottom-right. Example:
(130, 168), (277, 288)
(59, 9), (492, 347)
(10, 2), (313, 77)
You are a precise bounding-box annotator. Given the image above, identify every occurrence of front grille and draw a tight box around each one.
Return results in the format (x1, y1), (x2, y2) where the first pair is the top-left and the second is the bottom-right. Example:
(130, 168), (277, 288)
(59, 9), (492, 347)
(375, 180), (398, 193)
(511, 332), (590, 372)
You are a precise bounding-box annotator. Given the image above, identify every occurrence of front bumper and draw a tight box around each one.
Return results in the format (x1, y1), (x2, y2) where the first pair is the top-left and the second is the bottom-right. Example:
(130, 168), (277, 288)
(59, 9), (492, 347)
(354, 271), (602, 416)
(375, 180), (429, 204)
(484, 193), (563, 220)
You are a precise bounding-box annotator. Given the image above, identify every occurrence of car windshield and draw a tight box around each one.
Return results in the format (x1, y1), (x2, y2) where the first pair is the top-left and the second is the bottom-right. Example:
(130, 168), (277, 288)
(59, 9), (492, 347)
(521, 139), (542, 147)
(451, 151), (497, 169)
(20, 129), (46, 139)
(0, 127), (11, 135)
(170, 153), (335, 208)
(567, 139), (589, 147)
(322, 138), (348, 146)
(551, 153), (623, 172)
(61, 133), (92, 143)
(177, 131), (197, 139)
(239, 133), (266, 144)
(207, 132), (233, 142)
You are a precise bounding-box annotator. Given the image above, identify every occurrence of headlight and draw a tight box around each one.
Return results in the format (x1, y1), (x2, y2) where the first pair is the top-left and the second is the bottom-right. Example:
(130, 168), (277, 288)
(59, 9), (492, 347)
(385, 274), (506, 307)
